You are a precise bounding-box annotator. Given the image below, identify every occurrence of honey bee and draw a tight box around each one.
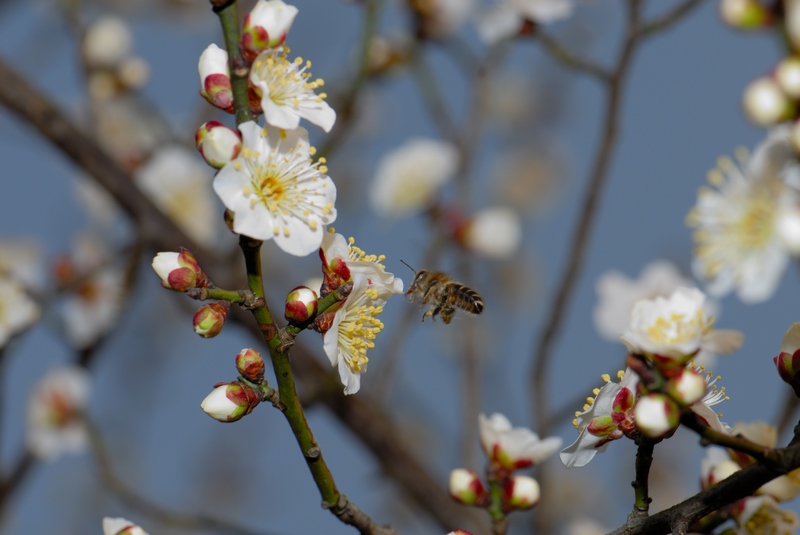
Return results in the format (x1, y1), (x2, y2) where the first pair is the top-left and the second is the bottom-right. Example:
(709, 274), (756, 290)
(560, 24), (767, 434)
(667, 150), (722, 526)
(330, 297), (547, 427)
(402, 262), (484, 324)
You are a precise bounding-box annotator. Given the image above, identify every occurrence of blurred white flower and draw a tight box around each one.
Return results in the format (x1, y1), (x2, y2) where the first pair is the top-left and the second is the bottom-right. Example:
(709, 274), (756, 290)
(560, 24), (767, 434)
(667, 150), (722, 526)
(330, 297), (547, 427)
(59, 235), (125, 349)
(83, 16), (133, 68)
(564, 518), (608, 535)
(593, 260), (694, 342)
(476, 0), (574, 45)
(688, 127), (800, 303)
(478, 413), (561, 469)
(461, 206), (522, 259)
(0, 239), (44, 291)
(416, 0), (477, 37)
(27, 366), (90, 461)
(103, 517), (149, 535)
(92, 95), (168, 169)
(0, 277), (39, 347)
(135, 145), (220, 248)
(736, 495), (799, 534)
(249, 48), (336, 132)
(213, 122), (336, 256)
(620, 287), (743, 365)
(369, 138), (458, 218)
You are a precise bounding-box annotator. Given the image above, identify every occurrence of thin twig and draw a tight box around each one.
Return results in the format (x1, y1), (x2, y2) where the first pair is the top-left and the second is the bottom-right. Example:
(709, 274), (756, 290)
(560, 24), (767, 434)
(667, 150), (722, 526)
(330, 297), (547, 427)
(87, 422), (280, 535)
(636, 0), (707, 38)
(532, 30), (613, 82)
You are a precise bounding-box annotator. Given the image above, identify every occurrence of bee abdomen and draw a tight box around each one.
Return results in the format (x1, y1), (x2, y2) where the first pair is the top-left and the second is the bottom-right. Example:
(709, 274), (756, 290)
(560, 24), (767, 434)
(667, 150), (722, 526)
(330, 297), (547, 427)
(451, 284), (484, 314)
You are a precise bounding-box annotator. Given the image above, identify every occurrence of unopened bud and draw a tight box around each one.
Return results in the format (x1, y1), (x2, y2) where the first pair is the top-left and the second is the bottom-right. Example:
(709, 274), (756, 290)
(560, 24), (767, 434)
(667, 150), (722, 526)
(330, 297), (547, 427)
(777, 57), (800, 100)
(448, 469), (487, 506)
(200, 382), (259, 422)
(241, 0), (298, 59)
(775, 323), (800, 397)
(285, 286), (319, 324)
(198, 44), (233, 112)
(634, 393), (680, 439)
(102, 517), (149, 535)
(446, 531), (474, 535)
(152, 248), (205, 292)
(719, 0), (772, 29)
(236, 348), (266, 383)
(193, 302), (230, 338)
(117, 56), (150, 90)
(504, 475), (540, 510)
(665, 368), (706, 406)
(459, 206), (522, 260)
(83, 17), (132, 68)
(742, 77), (794, 126)
(196, 121), (242, 169)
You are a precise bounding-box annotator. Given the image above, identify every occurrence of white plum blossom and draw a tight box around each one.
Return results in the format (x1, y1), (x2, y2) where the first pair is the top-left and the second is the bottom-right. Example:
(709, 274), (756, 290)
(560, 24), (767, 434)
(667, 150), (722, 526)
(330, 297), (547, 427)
(593, 260), (695, 341)
(103, 517), (149, 535)
(476, 0), (574, 45)
(241, 0), (299, 56)
(0, 277), (39, 347)
(27, 366), (91, 461)
(369, 138), (458, 218)
(478, 413), (561, 469)
(213, 122), (336, 256)
(560, 369), (638, 468)
(461, 206), (523, 259)
(418, 0), (477, 37)
(319, 231), (404, 294)
(688, 127), (800, 303)
(620, 287), (743, 365)
(134, 146), (220, 248)
(249, 48), (336, 132)
(736, 495), (799, 534)
(323, 274), (395, 394)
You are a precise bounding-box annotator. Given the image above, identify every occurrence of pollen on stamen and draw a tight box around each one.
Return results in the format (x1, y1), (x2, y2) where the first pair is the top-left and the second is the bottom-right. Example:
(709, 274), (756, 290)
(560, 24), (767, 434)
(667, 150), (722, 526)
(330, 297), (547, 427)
(586, 397), (594, 405)
(572, 419), (579, 428)
(707, 169), (724, 186)
(734, 146), (749, 163)
(601, 373), (610, 383)
(592, 388), (601, 396)
(309, 220), (318, 231)
(616, 370), (625, 380)
(273, 225), (280, 236)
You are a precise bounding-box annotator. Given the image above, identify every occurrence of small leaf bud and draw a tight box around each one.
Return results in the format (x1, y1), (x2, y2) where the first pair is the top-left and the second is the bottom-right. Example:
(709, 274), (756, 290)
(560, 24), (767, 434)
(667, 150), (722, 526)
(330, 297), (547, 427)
(285, 286), (319, 324)
(504, 475), (540, 510)
(634, 393), (680, 439)
(200, 382), (260, 422)
(236, 348), (266, 383)
(448, 469), (487, 506)
(193, 302), (231, 338)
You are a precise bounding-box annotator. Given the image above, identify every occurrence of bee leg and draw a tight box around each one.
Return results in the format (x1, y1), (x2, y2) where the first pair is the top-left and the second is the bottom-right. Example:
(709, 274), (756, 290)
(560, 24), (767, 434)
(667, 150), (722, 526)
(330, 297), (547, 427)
(440, 305), (455, 325)
(422, 309), (435, 322)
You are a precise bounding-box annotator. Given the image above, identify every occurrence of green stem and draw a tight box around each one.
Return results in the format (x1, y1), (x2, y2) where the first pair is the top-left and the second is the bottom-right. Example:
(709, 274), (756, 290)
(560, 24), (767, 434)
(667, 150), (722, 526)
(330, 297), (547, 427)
(238, 236), (339, 505)
(632, 437), (654, 515)
(203, 287), (247, 303)
(216, 1), (255, 125)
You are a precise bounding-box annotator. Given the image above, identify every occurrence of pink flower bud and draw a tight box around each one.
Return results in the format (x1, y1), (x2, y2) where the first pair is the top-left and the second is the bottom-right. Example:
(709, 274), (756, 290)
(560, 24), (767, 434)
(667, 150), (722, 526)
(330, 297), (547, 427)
(504, 475), (540, 510)
(665, 368), (707, 406)
(236, 348), (266, 383)
(195, 121), (242, 169)
(151, 248), (205, 292)
(775, 323), (800, 397)
(719, 0), (773, 29)
(103, 517), (149, 535)
(285, 286), (319, 324)
(448, 468), (487, 506)
(198, 44), (233, 112)
(241, 0), (298, 59)
(742, 77), (794, 126)
(193, 302), (231, 338)
(200, 381), (260, 422)
(634, 393), (680, 439)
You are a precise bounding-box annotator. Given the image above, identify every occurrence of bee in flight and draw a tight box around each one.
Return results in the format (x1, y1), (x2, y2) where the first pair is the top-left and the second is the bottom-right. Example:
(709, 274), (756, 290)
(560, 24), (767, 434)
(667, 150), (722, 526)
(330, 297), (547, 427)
(402, 261), (484, 324)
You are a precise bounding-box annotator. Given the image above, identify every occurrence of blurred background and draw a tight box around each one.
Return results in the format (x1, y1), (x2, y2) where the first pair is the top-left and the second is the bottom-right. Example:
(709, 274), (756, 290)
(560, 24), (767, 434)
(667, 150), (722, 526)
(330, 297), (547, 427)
(0, 0), (795, 533)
